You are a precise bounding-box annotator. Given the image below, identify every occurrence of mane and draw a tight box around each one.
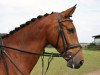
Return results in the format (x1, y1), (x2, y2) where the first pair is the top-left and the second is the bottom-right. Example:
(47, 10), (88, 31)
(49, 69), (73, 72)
(2, 12), (54, 39)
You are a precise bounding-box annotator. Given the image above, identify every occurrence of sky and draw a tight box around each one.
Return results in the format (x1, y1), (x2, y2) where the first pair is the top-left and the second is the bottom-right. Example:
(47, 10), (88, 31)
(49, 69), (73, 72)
(0, 0), (100, 43)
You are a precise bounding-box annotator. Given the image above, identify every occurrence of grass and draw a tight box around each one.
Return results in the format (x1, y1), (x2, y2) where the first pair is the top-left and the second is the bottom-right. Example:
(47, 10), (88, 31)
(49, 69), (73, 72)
(30, 48), (100, 75)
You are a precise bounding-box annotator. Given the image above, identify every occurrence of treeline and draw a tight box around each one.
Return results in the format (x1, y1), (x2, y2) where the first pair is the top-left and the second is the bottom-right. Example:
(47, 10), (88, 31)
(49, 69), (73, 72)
(0, 33), (6, 37)
(87, 43), (100, 50)
(82, 43), (100, 50)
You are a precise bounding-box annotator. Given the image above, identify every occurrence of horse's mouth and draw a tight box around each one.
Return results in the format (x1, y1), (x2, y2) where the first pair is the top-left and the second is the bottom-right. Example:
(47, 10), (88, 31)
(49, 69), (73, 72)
(67, 63), (80, 69)
(67, 60), (84, 69)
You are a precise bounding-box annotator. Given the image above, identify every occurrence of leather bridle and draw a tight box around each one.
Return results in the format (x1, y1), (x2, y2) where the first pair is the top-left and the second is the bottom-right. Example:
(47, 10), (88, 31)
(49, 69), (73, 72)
(0, 13), (82, 75)
(56, 13), (82, 57)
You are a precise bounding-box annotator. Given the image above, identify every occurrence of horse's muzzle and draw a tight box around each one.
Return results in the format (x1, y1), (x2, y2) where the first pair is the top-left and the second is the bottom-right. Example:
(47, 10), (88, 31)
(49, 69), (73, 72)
(67, 59), (84, 69)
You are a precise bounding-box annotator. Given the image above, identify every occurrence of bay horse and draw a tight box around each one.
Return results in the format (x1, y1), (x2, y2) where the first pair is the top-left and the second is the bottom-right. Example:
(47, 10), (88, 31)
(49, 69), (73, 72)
(0, 5), (84, 75)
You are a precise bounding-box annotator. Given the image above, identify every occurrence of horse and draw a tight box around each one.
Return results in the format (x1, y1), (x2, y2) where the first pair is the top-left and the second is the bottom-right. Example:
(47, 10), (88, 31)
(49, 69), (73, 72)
(0, 5), (84, 75)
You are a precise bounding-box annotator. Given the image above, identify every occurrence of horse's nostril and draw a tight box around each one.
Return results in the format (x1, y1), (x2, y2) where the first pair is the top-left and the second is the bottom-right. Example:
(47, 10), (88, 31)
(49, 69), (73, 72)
(79, 60), (84, 66)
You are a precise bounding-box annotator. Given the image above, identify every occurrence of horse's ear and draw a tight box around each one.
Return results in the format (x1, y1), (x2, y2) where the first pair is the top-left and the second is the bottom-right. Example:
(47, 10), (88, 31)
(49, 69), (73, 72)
(61, 4), (77, 17)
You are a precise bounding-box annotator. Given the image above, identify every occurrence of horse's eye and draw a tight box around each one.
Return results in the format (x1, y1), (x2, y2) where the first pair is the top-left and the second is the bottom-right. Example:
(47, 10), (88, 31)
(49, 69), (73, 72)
(67, 28), (74, 33)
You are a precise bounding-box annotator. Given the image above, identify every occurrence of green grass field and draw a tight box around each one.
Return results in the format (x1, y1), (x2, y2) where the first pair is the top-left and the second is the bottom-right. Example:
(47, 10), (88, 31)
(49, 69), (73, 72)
(30, 48), (100, 75)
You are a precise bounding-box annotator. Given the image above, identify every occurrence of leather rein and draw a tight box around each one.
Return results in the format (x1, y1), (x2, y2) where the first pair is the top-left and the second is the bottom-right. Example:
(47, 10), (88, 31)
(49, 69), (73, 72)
(0, 13), (82, 75)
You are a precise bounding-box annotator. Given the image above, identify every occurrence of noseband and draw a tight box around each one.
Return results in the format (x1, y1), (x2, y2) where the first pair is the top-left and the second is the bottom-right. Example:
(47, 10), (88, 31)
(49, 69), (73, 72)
(56, 13), (82, 58)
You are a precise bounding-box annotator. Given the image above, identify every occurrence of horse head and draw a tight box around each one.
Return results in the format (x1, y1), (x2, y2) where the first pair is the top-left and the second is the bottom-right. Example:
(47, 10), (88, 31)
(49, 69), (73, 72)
(46, 5), (84, 69)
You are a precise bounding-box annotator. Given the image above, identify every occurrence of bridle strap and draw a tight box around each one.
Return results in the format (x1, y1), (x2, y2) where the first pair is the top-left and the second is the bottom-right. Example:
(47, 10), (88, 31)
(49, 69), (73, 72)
(0, 45), (62, 57)
(56, 13), (81, 51)
(56, 13), (82, 62)
(3, 51), (24, 75)
(68, 44), (82, 49)
(56, 13), (68, 51)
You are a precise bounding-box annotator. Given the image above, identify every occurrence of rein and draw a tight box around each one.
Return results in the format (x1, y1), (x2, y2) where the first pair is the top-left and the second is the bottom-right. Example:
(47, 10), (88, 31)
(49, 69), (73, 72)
(0, 45), (62, 57)
(0, 37), (62, 75)
(0, 13), (82, 75)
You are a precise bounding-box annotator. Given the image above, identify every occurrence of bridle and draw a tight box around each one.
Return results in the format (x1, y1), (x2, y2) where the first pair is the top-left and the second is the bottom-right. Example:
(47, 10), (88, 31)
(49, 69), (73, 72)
(0, 13), (82, 75)
(56, 13), (82, 57)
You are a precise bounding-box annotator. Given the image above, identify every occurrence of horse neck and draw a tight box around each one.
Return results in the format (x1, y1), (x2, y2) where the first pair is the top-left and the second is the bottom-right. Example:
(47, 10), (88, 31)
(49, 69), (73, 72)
(1, 21), (48, 75)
